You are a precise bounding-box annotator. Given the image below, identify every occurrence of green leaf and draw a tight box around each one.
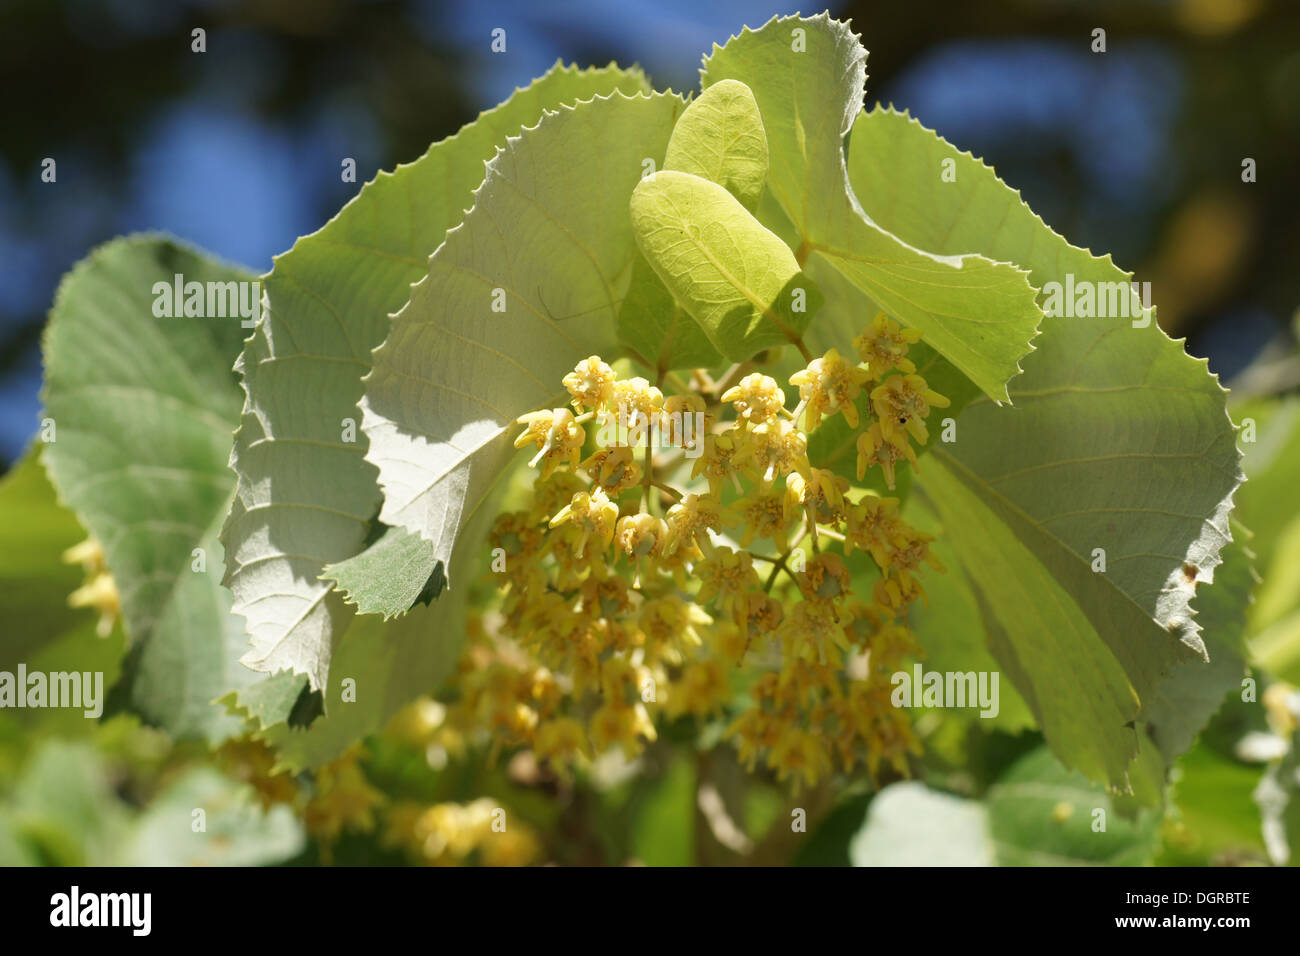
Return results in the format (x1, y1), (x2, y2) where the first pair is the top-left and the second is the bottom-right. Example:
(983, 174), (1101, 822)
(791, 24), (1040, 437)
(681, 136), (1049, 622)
(987, 747), (1161, 865)
(630, 753), (696, 866)
(7, 740), (129, 866)
(1159, 740), (1267, 865)
(615, 255), (724, 372)
(41, 236), (257, 742)
(1232, 396), (1300, 680)
(325, 524), (445, 619)
(221, 62), (651, 706)
(904, 496), (1034, 733)
(630, 169), (819, 360)
(848, 107), (1243, 790)
(663, 78), (768, 210)
(1141, 525), (1253, 768)
(255, 597), (464, 771)
(361, 90), (685, 584)
(852, 747), (1161, 866)
(702, 14), (1042, 402)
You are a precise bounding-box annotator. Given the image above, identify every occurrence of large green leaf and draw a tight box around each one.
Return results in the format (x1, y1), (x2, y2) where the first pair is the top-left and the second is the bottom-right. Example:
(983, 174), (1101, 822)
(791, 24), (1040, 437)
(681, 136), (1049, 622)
(701, 14), (1042, 402)
(360, 90), (685, 584)
(1141, 526), (1253, 768)
(41, 236), (256, 742)
(220, 63), (651, 707)
(904, 495), (1034, 733)
(847, 107), (1243, 790)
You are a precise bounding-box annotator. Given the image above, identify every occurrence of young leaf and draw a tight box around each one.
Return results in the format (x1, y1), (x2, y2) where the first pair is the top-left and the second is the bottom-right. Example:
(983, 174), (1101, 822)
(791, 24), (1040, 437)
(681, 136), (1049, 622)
(854, 107), (1243, 788)
(41, 236), (257, 742)
(663, 78), (768, 210)
(221, 63), (651, 704)
(702, 14), (1043, 403)
(629, 169), (819, 360)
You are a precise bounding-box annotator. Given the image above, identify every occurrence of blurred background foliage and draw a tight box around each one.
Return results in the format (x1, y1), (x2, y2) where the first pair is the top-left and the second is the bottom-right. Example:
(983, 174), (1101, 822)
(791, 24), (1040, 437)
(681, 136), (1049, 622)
(1, 0), (1298, 865)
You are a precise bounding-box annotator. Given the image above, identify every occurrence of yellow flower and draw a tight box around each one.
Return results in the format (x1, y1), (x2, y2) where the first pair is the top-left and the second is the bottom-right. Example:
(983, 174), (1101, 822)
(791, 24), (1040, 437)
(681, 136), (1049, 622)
(548, 488), (618, 558)
(589, 701), (657, 757)
(696, 547), (759, 622)
(768, 727), (832, 790)
(563, 355), (617, 411)
(660, 393), (707, 449)
(514, 408), (585, 476)
(781, 599), (852, 666)
(691, 432), (743, 497)
(669, 658), (731, 718)
(737, 418), (808, 484)
(870, 374), (950, 445)
(615, 512), (668, 559)
(856, 422), (918, 489)
(721, 373), (786, 424)
(303, 750), (386, 845)
(612, 376), (665, 423)
(67, 571), (120, 639)
(728, 487), (794, 551)
(528, 471), (587, 523)
(663, 493), (722, 557)
(797, 553), (852, 603)
(785, 468), (848, 525)
(581, 446), (642, 494)
(789, 348), (870, 430)
(844, 495), (904, 570)
(853, 312), (922, 379)
(534, 717), (589, 762)
(873, 571), (927, 614)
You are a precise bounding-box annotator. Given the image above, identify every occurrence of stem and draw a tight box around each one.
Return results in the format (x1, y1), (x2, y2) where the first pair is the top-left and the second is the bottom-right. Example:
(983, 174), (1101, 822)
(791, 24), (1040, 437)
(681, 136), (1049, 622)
(642, 436), (654, 513)
(650, 480), (682, 501)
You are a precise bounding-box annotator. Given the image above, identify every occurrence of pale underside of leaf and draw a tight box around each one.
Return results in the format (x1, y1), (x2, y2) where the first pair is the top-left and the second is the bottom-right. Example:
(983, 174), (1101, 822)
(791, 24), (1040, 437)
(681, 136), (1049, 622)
(220, 63), (651, 701)
(41, 236), (258, 742)
(361, 90), (687, 580)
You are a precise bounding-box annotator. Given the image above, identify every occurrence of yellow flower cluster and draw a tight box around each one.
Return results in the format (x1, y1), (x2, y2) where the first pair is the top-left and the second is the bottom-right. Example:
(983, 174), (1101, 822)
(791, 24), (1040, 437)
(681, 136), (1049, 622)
(63, 536), (120, 638)
(463, 312), (948, 789)
(384, 798), (540, 867)
(218, 740), (384, 858)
